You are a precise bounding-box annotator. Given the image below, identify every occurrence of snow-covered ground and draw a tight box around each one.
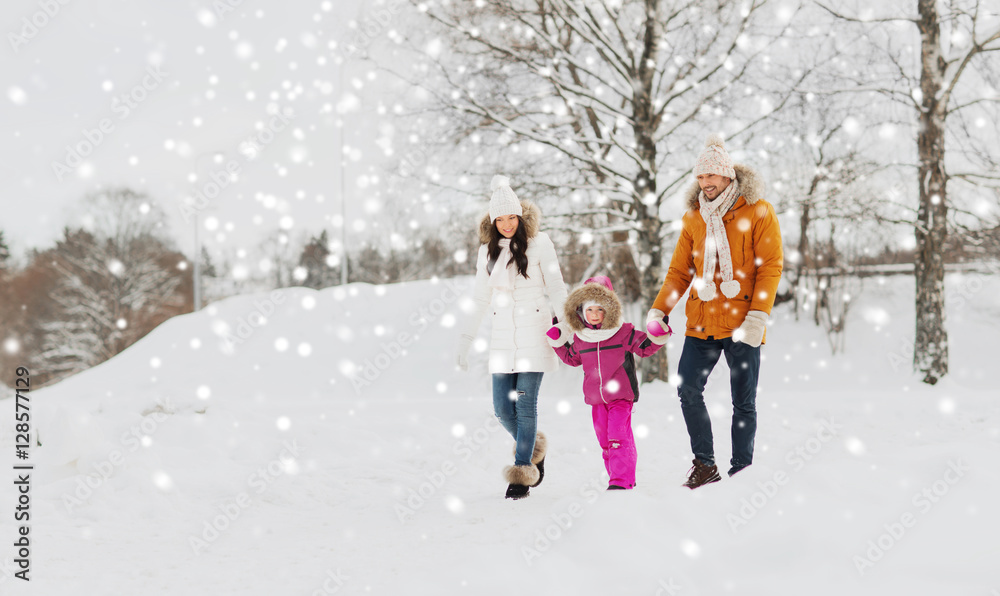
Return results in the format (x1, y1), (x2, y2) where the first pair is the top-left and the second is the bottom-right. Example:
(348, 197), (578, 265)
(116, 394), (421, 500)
(2, 272), (998, 595)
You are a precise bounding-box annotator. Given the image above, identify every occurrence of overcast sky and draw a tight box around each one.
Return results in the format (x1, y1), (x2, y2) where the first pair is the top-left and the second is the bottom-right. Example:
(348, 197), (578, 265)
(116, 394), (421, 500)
(2, 0), (407, 260)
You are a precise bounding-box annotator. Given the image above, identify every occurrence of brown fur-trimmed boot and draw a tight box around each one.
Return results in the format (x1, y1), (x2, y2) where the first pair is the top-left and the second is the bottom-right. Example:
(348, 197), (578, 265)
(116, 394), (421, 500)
(503, 464), (539, 500)
(531, 432), (547, 488)
(510, 432), (548, 488)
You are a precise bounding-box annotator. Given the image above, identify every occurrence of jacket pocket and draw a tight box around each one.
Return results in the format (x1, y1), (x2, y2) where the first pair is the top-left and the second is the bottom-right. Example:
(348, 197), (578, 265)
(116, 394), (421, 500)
(724, 294), (751, 330)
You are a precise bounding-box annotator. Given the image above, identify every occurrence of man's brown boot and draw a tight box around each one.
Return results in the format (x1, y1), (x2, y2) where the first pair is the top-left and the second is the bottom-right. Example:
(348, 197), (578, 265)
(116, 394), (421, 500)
(683, 458), (721, 489)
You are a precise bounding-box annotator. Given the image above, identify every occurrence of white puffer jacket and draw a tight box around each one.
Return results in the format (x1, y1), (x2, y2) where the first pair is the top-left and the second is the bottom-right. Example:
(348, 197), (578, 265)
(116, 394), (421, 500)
(465, 201), (568, 374)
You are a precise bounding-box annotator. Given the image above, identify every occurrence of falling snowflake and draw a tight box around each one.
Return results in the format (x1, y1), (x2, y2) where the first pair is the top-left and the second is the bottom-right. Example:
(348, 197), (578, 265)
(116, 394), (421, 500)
(8, 86), (27, 105)
(152, 471), (173, 491)
(681, 539), (700, 558)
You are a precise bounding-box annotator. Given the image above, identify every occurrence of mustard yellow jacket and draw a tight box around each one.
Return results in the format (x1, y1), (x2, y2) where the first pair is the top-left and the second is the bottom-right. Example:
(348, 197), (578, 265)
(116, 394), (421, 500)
(652, 164), (783, 342)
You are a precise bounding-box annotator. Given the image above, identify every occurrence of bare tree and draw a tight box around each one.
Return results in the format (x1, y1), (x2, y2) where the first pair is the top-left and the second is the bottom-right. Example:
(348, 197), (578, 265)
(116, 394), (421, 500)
(818, 0), (1000, 383)
(0, 230), (10, 274)
(38, 189), (187, 382)
(766, 92), (893, 320)
(258, 230), (301, 289)
(299, 230), (339, 290)
(393, 0), (807, 380)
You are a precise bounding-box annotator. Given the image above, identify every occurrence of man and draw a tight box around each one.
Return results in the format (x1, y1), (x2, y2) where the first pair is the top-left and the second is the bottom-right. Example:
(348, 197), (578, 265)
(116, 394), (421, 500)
(646, 134), (783, 489)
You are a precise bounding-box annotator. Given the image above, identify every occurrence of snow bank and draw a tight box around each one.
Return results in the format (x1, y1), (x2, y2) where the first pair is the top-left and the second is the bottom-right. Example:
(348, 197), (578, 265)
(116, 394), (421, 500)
(0, 273), (996, 595)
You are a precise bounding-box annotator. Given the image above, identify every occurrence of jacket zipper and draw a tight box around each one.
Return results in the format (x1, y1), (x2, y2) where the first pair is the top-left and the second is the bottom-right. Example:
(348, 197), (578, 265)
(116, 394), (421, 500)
(596, 341), (606, 404)
(509, 291), (517, 372)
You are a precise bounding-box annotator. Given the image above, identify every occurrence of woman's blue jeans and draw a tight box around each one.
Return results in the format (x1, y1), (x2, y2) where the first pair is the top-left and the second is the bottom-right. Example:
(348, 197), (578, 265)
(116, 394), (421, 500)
(491, 372), (543, 466)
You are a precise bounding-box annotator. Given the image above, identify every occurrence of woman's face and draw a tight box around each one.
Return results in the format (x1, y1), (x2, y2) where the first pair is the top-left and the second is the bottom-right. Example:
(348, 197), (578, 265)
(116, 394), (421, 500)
(495, 214), (519, 238)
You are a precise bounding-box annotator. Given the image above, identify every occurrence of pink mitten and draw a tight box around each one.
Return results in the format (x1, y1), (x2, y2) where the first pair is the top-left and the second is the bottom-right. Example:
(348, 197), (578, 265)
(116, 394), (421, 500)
(646, 321), (671, 337)
(645, 309), (672, 337)
(546, 319), (571, 347)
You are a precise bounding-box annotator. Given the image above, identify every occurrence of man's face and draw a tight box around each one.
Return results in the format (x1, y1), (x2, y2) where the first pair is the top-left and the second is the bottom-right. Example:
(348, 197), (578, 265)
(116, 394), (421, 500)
(697, 173), (732, 200)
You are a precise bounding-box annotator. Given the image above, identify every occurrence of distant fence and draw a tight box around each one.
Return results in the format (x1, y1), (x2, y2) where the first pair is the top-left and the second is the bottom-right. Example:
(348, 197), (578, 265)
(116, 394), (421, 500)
(805, 261), (1000, 278)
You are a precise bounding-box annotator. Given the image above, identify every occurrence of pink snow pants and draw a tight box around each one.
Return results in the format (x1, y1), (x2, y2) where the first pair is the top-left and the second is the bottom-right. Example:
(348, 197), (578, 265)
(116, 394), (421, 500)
(591, 400), (637, 489)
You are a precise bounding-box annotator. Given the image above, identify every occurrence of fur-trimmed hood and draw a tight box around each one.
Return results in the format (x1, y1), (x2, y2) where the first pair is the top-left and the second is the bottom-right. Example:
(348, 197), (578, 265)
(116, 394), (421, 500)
(563, 276), (623, 332)
(684, 163), (763, 211)
(478, 200), (541, 244)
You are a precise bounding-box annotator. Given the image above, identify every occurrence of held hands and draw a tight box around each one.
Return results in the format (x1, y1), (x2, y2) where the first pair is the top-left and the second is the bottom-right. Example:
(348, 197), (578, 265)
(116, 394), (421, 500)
(645, 309), (672, 345)
(546, 316), (571, 347)
(456, 333), (474, 371)
(733, 310), (768, 347)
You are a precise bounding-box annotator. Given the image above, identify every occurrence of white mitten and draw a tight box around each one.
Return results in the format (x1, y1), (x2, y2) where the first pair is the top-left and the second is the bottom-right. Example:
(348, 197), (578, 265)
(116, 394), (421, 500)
(645, 309), (672, 345)
(546, 321), (573, 347)
(733, 311), (768, 347)
(645, 309), (670, 336)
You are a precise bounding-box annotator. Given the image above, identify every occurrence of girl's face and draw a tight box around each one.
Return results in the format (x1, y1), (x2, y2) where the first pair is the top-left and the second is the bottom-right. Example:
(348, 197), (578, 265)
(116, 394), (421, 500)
(585, 305), (606, 326)
(495, 214), (519, 238)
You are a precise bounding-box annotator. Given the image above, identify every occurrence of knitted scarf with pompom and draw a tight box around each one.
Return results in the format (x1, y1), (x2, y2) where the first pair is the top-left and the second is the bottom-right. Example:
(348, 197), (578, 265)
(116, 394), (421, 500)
(696, 179), (741, 302)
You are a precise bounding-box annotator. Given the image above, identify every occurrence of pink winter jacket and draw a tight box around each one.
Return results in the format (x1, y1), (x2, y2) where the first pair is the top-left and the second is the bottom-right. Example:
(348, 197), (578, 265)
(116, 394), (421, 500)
(551, 276), (663, 405)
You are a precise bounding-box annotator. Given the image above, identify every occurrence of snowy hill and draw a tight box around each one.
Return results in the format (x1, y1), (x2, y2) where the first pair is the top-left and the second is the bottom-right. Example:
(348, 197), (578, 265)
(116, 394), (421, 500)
(2, 273), (998, 595)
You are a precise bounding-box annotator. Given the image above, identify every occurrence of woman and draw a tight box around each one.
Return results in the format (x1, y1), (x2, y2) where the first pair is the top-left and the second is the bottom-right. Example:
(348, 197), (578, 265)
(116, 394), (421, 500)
(457, 175), (568, 500)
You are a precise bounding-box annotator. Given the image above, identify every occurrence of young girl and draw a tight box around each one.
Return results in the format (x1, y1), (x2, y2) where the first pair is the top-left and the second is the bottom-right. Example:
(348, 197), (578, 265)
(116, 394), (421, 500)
(547, 276), (669, 490)
(457, 175), (568, 500)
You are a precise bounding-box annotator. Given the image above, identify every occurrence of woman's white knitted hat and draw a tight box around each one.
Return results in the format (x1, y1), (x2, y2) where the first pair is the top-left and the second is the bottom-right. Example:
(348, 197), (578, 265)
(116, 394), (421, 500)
(489, 175), (523, 221)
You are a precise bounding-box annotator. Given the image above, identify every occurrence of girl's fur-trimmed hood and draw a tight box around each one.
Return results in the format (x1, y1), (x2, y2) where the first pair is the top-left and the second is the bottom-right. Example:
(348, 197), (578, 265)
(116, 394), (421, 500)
(684, 163), (763, 211)
(563, 281), (622, 332)
(478, 200), (541, 244)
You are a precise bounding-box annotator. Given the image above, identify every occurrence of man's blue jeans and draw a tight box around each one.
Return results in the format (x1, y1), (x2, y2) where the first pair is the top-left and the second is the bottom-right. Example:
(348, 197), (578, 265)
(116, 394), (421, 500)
(676, 336), (760, 469)
(492, 372), (543, 466)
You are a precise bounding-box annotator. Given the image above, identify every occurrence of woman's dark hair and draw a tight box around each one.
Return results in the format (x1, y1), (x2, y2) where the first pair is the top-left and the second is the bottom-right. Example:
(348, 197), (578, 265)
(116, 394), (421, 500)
(487, 217), (529, 278)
